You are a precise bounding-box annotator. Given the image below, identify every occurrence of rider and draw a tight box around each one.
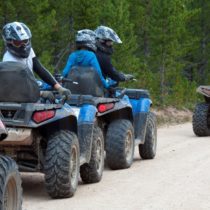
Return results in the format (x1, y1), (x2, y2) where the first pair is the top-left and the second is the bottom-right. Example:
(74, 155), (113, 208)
(94, 26), (134, 85)
(2, 21), (71, 100)
(62, 29), (109, 89)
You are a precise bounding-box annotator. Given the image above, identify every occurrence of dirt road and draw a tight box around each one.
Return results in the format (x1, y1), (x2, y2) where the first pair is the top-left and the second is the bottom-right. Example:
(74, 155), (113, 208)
(22, 123), (210, 210)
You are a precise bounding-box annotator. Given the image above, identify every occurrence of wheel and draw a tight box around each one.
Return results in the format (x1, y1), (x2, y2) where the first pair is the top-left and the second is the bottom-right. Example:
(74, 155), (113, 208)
(44, 130), (79, 198)
(106, 119), (134, 170)
(139, 112), (157, 159)
(192, 103), (210, 136)
(0, 156), (22, 210)
(80, 125), (104, 183)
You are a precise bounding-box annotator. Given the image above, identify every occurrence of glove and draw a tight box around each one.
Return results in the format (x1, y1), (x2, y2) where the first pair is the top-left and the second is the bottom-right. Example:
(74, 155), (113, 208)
(40, 91), (55, 102)
(124, 74), (134, 81)
(107, 78), (118, 87)
(57, 86), (71, 100)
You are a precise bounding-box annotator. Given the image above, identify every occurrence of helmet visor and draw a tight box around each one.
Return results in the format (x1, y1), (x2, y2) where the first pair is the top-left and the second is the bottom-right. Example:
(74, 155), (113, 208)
(8, 39), (29, 48)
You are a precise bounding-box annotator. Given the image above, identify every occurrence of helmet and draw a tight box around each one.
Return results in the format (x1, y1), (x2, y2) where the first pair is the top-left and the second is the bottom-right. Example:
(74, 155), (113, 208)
(76, 29), (96, 52)
(2, 22), (32, 58)
(95, 26), (122, 44)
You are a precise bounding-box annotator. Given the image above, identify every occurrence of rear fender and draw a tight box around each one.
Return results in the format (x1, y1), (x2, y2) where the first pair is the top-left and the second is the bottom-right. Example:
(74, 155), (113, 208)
(77, 105), (97, 163)
(129, 98), (152, 143)
(129, 98), (152, 114)
(97, 95), (132, 117)
(39, 115), (77, 138)
(78, 105), (97, 124)
(98, 107), (133, 127)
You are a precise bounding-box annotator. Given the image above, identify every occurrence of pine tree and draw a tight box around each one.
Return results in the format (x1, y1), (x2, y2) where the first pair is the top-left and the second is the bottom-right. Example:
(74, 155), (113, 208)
(186, 0), (210, 84)
(72, 0), (101, 30)
(0, 0), (56, 70)
(48, 0), (102, 72)
(147, 0), (197, 105)
(99, 0), (140, 77)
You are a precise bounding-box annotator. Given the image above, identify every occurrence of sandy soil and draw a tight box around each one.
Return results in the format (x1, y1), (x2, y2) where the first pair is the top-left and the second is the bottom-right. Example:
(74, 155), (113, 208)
(22, 122), (210, 210)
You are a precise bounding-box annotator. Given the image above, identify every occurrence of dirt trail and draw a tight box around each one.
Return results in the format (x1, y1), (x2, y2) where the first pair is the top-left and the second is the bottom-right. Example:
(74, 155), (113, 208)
(22, 123), (210, 210)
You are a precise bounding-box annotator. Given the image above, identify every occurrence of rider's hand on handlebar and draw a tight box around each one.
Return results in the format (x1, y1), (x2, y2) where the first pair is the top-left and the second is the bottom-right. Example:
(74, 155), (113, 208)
(124, 74), (134, 81)
(40, 91), (55, 102)
(57, 86), (71, 100)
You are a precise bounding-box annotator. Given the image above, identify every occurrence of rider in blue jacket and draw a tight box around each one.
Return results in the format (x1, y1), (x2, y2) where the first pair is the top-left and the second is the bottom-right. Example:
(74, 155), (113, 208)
(62, 29), (109, 89)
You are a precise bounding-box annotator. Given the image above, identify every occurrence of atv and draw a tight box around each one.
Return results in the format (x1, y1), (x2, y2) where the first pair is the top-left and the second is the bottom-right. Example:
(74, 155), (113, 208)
(50, 67), (157, 170)
(0, 61), (79, 199)
(0, 119), (22, 210)
(192, 86), (210, 136)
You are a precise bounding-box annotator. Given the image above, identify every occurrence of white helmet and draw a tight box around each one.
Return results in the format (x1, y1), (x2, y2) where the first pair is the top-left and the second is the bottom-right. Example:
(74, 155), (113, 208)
(95, 26), (122, 44)
(76, 29), (96, 51)
(2, 21), (32, 58)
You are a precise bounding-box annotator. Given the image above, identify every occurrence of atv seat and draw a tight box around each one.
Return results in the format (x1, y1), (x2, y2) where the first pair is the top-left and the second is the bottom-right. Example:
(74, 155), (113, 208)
(63, 66), (105, 97)
(0, 61), (40, 103)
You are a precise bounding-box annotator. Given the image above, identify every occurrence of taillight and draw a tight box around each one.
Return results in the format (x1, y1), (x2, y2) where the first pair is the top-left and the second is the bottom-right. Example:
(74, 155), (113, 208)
(33, 110), (55, 123)
(97, 103), (114, 113)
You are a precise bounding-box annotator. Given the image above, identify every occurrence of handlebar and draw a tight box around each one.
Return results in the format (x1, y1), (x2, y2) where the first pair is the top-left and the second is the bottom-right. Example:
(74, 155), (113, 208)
(40, 90), (67, 105)
(62, 77), (78, 85)
(54, 73), (78, 85)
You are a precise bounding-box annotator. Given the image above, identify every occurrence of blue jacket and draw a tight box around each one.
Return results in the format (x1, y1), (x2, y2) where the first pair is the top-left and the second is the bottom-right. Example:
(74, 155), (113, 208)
(62, 50), (109, 88)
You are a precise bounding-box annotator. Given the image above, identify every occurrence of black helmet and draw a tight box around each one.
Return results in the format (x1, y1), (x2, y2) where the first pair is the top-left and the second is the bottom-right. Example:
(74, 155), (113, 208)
(76, 29), (96, 52)
(2, 22), (32, 58)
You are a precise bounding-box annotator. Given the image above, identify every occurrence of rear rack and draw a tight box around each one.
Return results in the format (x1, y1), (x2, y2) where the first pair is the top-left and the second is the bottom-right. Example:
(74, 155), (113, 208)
(0, 102), (61, 126)
(67, 94), (120, 106)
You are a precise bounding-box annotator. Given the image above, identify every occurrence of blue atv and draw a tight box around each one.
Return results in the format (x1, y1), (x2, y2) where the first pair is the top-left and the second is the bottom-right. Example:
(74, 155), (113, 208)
(47, 67), (157, 170)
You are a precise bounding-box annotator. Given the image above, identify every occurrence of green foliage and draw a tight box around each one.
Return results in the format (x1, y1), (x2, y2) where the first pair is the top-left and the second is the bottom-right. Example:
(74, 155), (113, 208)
(99, 0), (140, 74)
(0, 0), (209, 108)
(72, 0), (101, 30)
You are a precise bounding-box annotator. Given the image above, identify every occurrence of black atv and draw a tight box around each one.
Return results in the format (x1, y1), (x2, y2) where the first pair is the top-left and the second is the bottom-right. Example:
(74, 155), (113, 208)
(0, 62), (79, 199)
(192, 86), (210, 136)
(0, 119), (22, 210)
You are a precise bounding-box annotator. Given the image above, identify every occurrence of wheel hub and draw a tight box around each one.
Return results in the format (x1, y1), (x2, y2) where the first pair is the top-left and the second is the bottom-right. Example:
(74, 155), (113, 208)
(70, 145), (78, 188)
(4, 176), (18, 210)
(96, 137), (103, 171)
(125, 130), (133, 161)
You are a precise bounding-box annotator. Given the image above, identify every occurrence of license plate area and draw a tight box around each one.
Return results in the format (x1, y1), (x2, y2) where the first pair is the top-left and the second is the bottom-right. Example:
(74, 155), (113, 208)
(0, 127), (32, 145)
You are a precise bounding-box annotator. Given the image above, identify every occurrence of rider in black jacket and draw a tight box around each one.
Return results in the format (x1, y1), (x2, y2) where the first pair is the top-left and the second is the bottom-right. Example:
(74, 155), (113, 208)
(2, 21), (71, 100)
(95, 26), (134, 83)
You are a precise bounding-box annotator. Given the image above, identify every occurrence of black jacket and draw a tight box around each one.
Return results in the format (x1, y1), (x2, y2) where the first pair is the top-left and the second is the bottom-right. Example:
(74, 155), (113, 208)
(33, 57), (57, 86)
(95, 49), (126, 82)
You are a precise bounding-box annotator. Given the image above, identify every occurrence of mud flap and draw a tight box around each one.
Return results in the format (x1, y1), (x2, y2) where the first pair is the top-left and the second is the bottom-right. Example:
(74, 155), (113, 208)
(134, 112), (148, 144)
(78, 123), (94, 164)
(77, 104), (97, 164)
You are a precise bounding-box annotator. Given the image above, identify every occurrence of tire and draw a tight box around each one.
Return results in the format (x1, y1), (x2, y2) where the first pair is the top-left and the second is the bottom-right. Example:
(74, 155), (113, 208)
(106, 119), (134, 170)
(192, 103), (210, 136)
(0, 156), (22, 210)
(80, 125), (104, 183)
(139, 112), (157, 159)
(44, 130), (79, 198)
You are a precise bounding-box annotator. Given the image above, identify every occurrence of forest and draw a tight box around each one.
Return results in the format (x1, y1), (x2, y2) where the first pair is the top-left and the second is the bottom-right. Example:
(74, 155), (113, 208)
(0, 0), (209, 107)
